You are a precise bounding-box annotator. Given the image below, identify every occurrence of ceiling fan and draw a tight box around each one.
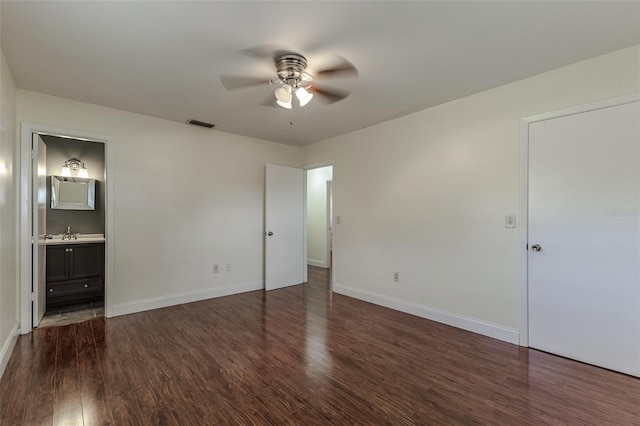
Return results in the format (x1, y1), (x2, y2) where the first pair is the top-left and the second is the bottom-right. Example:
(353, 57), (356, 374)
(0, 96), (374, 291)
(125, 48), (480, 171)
(220, 50), (358, 109)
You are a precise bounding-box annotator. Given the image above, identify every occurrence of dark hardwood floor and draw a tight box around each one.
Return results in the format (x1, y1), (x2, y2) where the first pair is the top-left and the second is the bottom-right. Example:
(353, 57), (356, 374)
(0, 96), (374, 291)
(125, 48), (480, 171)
(1, 266), (639, 425)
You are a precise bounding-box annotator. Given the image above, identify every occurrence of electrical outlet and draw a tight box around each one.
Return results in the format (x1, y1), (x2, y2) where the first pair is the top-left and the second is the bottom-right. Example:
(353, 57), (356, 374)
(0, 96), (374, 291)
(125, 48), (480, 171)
(336, 215), (341, 225)
(213, 264), (220, 273)
(225, 263), (231, 272)
(393, 272), (400, 283)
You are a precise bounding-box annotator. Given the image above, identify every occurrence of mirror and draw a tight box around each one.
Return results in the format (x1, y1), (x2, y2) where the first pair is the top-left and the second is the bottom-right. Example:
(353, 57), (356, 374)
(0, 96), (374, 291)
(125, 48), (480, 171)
(51, 176), (96, 210)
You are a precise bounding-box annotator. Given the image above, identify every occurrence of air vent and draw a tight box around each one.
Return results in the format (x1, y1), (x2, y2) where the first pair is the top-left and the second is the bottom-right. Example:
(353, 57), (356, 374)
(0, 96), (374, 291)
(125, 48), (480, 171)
(187, 119), (215, 128)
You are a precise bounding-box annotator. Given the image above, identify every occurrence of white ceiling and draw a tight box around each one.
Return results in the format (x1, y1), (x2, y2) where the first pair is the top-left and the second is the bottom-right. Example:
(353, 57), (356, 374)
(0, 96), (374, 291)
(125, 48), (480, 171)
(2, 1), (639, 146)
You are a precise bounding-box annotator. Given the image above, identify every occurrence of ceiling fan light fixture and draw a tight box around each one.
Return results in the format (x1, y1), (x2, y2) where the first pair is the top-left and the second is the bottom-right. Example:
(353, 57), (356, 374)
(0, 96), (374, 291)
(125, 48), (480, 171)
(220, 51), (356, 108)
(296, 87), (313, 107)
(274, 84), (292, 103)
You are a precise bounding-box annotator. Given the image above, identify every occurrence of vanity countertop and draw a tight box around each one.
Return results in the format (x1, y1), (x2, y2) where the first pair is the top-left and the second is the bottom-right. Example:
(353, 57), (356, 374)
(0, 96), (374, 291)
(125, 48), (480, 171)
(45, 234), (105, 245)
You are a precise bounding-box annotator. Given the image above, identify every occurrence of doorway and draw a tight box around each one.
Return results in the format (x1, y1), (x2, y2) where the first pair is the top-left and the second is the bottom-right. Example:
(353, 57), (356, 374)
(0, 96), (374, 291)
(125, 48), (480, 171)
(306, 165), (333, 290)
(38, 135), (106, 327)
(263, 163), (335, 293)
(520, 94), (640, 377)
(20, 123), (113, 333)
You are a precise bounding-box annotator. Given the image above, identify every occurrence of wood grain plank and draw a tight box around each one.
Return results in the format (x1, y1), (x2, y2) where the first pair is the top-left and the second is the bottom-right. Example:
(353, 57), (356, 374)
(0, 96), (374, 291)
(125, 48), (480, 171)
(22, 390), (54, 426)
(29, 327), (58, 396)
(80, 380), (113, 426)
(75, 320), (101, 383)
(108, 392), (145, 426)
(52, 324), (83, 426)
(0, 340), (31, 425)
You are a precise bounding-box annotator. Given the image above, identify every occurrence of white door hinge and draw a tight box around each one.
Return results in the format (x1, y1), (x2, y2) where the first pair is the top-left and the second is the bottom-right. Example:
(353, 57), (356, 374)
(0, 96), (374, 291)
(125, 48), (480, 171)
(31, 149), (37, 159)
(31, 292), (37, 301)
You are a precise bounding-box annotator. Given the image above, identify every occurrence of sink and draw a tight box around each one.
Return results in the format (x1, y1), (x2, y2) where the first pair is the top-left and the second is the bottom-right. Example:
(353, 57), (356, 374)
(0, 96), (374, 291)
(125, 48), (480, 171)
(45, 233), (105, 245)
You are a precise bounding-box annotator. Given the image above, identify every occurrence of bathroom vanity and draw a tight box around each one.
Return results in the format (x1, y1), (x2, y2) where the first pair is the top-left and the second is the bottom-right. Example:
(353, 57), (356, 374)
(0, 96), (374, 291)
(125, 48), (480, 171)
(45, 235), (105, 309)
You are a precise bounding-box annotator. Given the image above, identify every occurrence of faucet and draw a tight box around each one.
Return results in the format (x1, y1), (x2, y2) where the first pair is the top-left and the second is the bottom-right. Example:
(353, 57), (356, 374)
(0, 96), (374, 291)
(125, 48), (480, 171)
(62, 226), (77, 240)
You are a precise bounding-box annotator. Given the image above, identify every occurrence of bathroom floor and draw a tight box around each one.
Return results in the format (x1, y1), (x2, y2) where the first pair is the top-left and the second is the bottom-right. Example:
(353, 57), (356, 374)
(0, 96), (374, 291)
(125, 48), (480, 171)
(38, 300), (104, 328)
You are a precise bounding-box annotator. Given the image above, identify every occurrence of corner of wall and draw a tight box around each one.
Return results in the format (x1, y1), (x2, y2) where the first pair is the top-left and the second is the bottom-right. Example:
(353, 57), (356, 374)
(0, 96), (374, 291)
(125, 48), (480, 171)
(0, 48), (20, 379)
(0, 322), (19, 378)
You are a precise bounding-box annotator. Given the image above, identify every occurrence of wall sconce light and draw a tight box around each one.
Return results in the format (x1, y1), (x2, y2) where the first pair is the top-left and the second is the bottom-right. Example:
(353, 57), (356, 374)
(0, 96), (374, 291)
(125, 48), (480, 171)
(61, 158), (89, 178)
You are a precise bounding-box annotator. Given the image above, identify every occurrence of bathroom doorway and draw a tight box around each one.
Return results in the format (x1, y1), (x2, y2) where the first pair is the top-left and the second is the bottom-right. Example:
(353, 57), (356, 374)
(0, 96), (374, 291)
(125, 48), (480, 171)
(20, 123), (113, 333)
(38, 135), (106, 327)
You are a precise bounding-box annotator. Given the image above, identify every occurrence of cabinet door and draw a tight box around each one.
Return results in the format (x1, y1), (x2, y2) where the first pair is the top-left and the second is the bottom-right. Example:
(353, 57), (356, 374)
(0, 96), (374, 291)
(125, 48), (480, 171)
(46, 246), (69, 282)
(69, 244), (103, 279)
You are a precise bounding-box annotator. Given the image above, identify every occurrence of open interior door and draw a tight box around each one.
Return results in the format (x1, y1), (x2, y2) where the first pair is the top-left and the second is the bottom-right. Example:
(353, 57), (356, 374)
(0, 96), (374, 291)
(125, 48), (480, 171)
(265, 164), (304, 291)
(32, 134), (47, 327)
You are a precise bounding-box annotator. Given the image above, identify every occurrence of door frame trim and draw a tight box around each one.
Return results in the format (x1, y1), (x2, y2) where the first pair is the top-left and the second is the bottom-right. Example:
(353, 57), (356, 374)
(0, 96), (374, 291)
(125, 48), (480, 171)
(19, 122), (114, 334)
(518, 93), (639, 346)
(325, 180), (333, 270)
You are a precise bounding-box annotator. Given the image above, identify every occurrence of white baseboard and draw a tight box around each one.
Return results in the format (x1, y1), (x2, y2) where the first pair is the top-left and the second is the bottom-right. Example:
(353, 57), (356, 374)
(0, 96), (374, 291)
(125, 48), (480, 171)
(307, 258), (327, 268)
(109, 281), (263, 317)
(333, 283), (519, 345)
(0, 322), (20, 380)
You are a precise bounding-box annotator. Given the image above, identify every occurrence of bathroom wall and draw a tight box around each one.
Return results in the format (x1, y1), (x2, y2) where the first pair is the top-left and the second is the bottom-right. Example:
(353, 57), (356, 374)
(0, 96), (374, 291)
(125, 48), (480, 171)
(43, 135), (105, 234)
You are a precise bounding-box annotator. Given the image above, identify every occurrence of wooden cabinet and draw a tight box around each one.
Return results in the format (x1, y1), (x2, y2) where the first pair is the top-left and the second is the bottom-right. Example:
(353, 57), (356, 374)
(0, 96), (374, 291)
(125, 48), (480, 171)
(46, 243), (104, 308)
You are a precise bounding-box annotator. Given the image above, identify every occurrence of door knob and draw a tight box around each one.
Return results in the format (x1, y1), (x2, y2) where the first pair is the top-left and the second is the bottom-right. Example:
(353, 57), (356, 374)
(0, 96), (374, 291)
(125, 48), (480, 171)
(531, 244), (542, 252)
(267, 231), (274, 236)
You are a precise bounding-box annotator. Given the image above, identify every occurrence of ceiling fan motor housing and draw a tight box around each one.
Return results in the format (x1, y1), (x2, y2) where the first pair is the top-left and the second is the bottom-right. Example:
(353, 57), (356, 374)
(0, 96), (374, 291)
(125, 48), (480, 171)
(276, 54), (308, 88)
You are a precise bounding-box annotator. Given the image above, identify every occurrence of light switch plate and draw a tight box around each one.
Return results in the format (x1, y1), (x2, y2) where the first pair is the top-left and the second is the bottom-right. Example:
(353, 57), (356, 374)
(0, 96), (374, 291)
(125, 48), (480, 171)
(505, 214), (516, 228)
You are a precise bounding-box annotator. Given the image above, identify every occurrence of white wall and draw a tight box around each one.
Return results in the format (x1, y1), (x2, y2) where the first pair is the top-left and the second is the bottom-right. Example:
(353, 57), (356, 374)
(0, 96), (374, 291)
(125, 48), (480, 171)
(0, 49), (19, 376)
(18, 90), (302, 316)
(303, 45), (640, 343)
(307, 166), (332, 267)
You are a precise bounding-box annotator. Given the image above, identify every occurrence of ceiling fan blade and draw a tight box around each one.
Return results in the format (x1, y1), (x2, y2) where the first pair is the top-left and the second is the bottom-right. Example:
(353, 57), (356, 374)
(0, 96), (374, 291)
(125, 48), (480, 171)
(220, 75), (272, 90)
(315, 56), (359, 79)
(310, 84), (350, 104)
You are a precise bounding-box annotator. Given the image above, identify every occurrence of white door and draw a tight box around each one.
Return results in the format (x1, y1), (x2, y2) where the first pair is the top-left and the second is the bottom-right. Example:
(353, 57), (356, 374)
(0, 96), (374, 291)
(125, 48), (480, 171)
(528, 100), (640, 377)
(265, 164), (304, 290)
(32, 134), (47, 327)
